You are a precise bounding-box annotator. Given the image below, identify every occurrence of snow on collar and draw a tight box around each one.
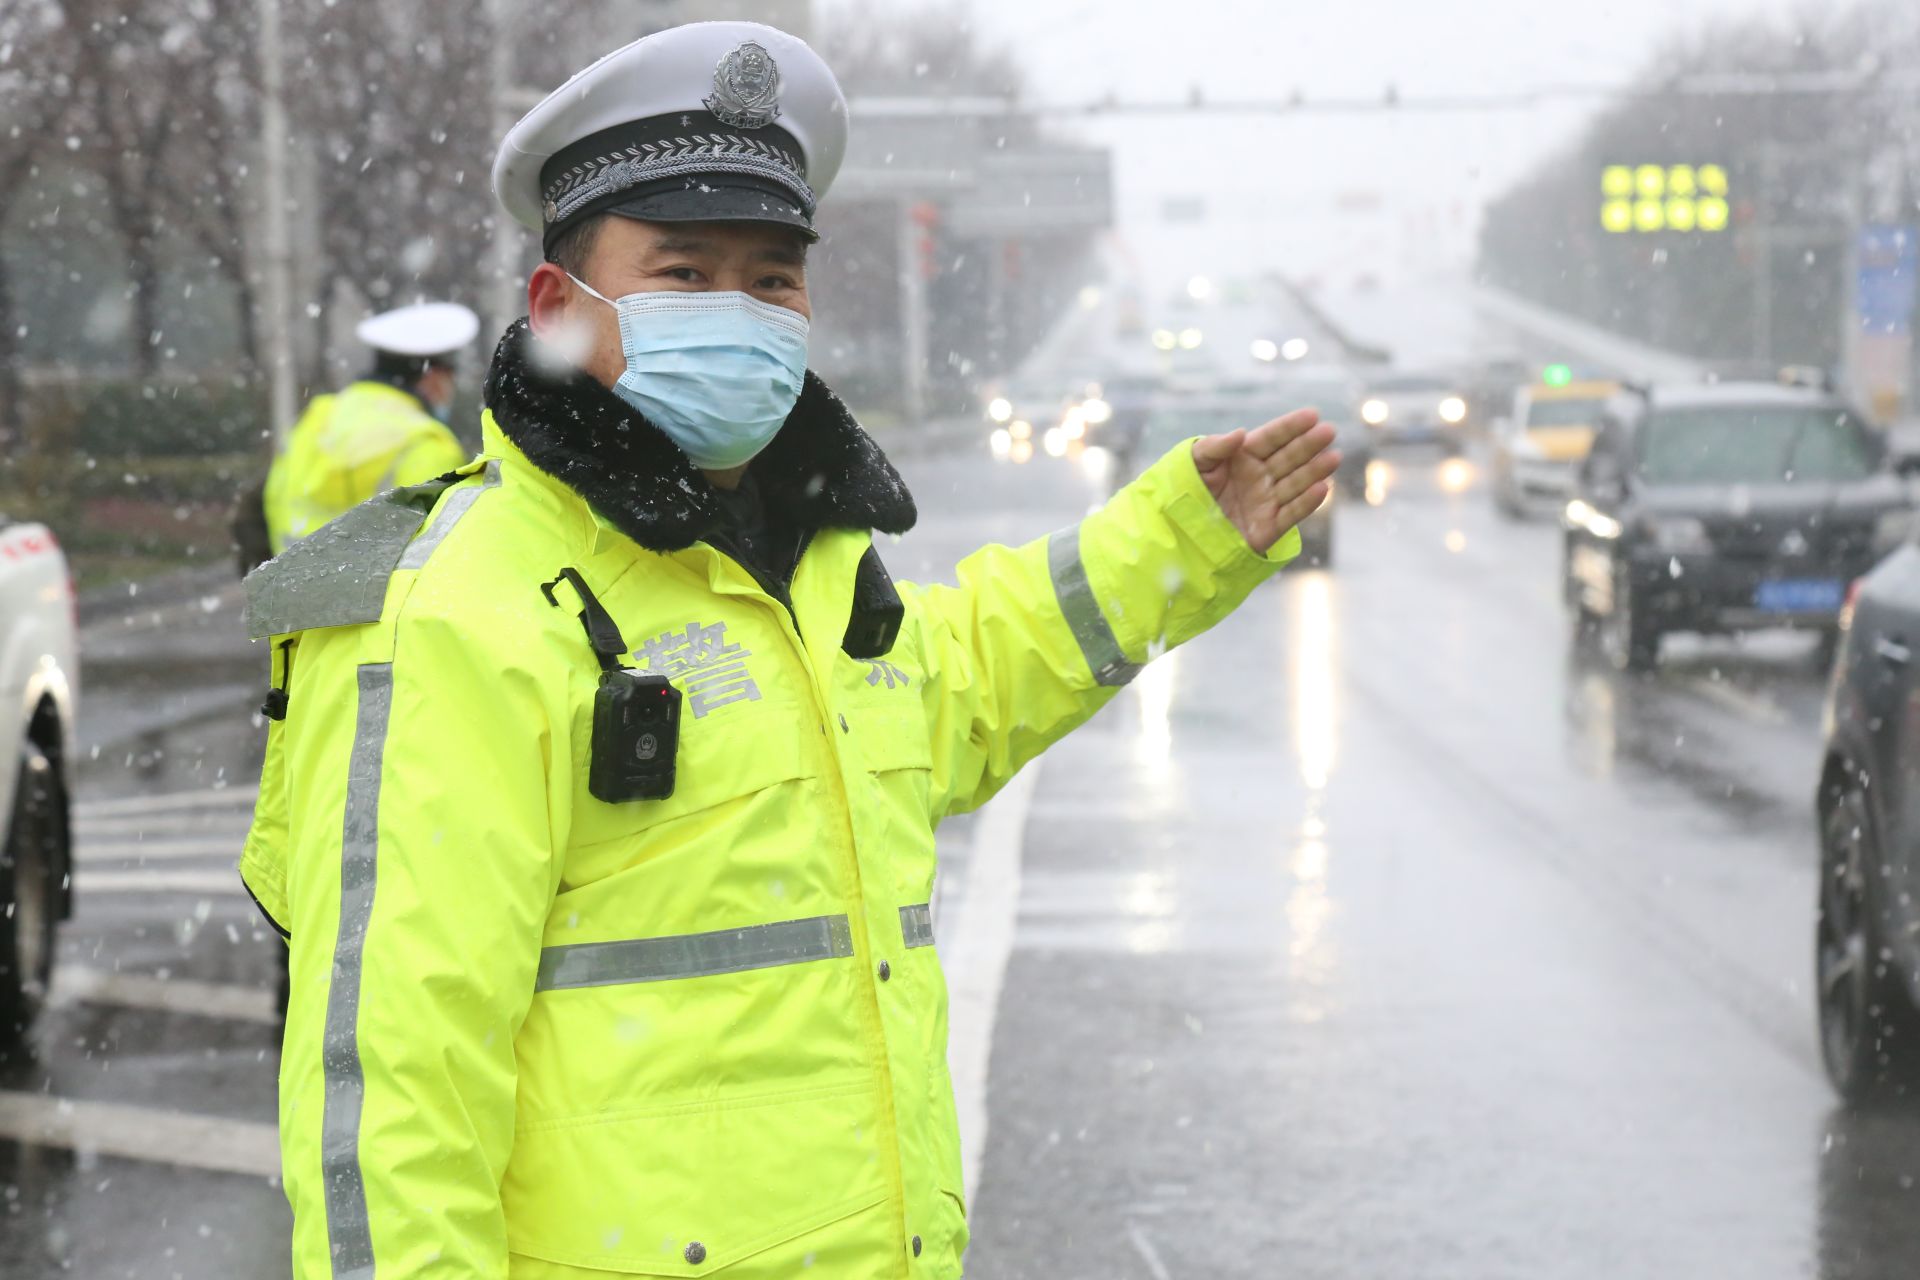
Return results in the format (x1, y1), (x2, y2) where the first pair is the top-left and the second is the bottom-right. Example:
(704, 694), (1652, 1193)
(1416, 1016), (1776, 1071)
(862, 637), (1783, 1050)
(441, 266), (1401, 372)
(482, 318), (916, 553)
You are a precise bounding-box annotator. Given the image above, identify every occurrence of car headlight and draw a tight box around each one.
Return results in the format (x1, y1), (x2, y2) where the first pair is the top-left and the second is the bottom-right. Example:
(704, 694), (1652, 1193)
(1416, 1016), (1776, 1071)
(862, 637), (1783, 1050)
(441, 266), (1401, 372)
(1874, 509), (1919, 552)
(1361, 399), (1389, 425)
(987, 397), (1013, 423)
(1080, 397), (1112, 425)
(1647, 515), (1713, 555)
(1438, 396), (1468, 424)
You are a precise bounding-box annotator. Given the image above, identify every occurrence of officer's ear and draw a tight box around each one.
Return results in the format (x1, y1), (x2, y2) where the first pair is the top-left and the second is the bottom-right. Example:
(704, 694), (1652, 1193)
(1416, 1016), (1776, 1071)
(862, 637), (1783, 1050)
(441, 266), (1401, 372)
(527, 262), (578, 338)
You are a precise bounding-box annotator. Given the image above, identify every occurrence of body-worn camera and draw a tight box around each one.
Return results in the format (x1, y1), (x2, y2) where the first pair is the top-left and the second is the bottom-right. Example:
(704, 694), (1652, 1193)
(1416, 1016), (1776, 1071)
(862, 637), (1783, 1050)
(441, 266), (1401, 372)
(542, 566), (681, 804)
(590, 668), (681, 802)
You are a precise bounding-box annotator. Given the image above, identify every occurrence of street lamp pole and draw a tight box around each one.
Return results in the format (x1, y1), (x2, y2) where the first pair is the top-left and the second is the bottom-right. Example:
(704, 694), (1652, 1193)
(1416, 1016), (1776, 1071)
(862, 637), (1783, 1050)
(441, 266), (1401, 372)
(255, 0), (297, 444)
(485, 0), (523, 343)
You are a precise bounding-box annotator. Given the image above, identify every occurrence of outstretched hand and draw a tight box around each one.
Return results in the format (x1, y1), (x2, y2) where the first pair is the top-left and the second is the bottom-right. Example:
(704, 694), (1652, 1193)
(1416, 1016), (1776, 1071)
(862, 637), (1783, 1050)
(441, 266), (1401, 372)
(1192, 408), (1341, 554)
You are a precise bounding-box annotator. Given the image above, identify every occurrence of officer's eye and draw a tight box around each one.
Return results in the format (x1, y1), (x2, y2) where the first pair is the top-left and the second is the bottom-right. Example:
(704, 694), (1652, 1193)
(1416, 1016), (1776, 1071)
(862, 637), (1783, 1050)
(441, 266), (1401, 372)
(758, 274), (799, 291)
(664, 267), (703, 283)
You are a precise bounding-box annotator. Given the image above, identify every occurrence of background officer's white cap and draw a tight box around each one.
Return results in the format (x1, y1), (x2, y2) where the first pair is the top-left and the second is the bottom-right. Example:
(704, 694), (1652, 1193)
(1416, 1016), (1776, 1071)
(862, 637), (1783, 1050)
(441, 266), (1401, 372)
(354, 302), (481, 361)
(492, 21), (848, 251)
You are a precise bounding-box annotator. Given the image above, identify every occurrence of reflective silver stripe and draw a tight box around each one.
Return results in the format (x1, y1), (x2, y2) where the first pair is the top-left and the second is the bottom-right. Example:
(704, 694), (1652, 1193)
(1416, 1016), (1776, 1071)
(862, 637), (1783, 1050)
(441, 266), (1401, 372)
(900, 903), (935, 949)
(397, 460), (499, 571)
(535, 915), (855, 991)
(321, 663), (392, 1277)
(1047, 526), (1141, 687)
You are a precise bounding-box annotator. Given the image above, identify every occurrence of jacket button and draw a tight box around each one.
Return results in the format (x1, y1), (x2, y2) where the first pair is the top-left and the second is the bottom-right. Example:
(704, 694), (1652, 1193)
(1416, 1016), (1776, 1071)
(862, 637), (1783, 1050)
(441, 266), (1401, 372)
(911, 1234), (923, 1256)
(684, 1241), (707, 1265)
(878, 960), (891, 981)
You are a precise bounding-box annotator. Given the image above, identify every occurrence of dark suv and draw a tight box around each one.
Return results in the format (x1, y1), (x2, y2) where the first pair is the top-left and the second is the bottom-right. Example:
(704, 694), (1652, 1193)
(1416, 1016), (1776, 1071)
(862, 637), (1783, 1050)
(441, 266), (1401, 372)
(1817, 548), (1920, 1099)
(1562, 382), (1912, 671)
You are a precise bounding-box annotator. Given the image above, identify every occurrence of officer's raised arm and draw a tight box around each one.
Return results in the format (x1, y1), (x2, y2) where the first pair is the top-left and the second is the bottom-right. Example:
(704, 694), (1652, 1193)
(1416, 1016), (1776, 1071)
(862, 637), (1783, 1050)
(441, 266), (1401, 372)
(904, 409), (1336, 819)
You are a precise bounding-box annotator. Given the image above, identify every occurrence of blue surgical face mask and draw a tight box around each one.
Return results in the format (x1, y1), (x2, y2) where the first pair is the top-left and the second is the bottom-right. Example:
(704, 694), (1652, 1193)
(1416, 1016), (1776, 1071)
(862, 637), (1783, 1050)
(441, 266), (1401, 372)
(569, 275), (809, 471)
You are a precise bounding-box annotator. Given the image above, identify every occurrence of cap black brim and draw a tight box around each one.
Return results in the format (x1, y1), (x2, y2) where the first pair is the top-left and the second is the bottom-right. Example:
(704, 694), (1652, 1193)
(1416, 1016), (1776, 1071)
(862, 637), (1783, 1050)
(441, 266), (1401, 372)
(547, 174), (817, 250)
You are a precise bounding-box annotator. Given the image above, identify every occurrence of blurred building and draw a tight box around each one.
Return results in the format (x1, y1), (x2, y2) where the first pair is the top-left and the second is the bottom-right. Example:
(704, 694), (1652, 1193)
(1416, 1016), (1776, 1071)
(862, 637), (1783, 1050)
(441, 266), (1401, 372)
(815, 105), (1112, 420)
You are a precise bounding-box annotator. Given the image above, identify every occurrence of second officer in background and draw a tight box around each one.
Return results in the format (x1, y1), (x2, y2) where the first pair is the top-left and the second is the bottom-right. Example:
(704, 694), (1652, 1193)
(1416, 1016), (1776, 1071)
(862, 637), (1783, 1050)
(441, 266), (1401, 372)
(260, 301), (479, 554)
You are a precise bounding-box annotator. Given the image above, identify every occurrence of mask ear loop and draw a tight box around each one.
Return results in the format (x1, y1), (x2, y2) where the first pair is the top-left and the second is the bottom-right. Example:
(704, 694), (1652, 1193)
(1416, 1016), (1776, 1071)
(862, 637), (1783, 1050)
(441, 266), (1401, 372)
(565, 272), (617, 308)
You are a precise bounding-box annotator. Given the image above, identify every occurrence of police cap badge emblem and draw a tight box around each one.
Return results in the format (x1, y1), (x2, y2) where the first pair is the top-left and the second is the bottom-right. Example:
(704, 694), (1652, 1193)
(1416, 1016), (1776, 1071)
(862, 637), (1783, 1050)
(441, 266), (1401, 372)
(705, 40), (782, 129)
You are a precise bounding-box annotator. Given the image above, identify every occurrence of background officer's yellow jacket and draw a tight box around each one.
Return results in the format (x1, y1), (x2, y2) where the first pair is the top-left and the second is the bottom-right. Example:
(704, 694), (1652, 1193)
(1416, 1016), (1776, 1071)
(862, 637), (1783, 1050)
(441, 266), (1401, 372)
(241, 390), (1296, 1278)
(262, 380), (469, 553)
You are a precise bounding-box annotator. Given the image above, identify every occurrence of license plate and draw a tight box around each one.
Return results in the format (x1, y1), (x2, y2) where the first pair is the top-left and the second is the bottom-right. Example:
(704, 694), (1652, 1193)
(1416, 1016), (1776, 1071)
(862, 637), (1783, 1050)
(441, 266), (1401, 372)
(1754, 578), (1844, 613)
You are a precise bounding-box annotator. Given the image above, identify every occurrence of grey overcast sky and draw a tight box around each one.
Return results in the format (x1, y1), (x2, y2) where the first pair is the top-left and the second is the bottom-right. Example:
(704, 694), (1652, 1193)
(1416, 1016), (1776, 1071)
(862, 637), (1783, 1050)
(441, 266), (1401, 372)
(855, 0), (1804, 299)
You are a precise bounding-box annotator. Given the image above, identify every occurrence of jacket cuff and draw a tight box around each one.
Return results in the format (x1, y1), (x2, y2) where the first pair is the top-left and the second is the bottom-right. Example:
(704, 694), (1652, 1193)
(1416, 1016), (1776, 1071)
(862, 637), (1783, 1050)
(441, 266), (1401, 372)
(1152, 439), (1303, 573)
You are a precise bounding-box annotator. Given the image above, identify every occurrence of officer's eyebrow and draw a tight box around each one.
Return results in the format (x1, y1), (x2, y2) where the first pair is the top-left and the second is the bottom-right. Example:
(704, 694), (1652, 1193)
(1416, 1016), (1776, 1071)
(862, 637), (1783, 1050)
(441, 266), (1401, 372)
(753, 242), (808, 268)
(647, 234), (716, 257)
(643, 234), (805, 269)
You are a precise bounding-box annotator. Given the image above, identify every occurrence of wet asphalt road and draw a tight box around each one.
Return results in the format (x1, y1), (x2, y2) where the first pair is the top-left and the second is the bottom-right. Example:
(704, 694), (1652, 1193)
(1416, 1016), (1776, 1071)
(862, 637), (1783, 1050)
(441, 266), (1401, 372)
(5, 337), (1919, 1275)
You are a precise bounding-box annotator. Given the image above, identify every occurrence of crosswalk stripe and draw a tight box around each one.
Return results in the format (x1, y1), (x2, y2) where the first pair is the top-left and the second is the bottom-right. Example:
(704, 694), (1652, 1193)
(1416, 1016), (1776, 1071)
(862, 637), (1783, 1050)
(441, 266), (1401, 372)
(73, 821), (251, 840)
(0, 1090), (279, 1180)
(75, 869), (246, 897)
(75, 785), (259, 819)
(75, 837), (244, 864)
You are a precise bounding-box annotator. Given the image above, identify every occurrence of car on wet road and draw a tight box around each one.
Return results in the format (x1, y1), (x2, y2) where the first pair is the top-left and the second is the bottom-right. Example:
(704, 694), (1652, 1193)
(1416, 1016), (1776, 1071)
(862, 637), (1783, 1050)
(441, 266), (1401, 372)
(1358, 370), (1470, 452)
(1817, 541), (1920, 1101)
(1562, 381), (1913, 671)
(1490, 378), (1617, 515)
(0, 519), (76, 1038)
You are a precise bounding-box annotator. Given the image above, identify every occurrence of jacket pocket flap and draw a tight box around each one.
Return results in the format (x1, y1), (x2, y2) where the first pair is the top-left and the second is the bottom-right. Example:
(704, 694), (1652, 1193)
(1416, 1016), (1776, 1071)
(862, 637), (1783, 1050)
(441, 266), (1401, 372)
(502, 1083), (891, 1274)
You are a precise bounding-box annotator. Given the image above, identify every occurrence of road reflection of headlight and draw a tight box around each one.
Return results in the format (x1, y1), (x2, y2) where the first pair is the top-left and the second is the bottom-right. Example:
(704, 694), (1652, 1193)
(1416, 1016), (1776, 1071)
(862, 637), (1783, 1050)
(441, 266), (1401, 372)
(1364, 458), (1392, 506)
(1009, 438), (1033, 464)
(1080, 397), (1112, 425)
(1292, 573), (1337, 791)
(1437, 457), (1475, 494)
(1079, 445), (1114, 488)
(1361, 399), (1389, 425)
(1133, 648), (1178, 771)
(987, 396), (1012, 423)
(989, 428), (1012, 459)
(1009, 419), (1032, 441)
(1043, 427), (1069, 457)
(1439, 395), (1468, 424)
(1061, 407), (1087, 440)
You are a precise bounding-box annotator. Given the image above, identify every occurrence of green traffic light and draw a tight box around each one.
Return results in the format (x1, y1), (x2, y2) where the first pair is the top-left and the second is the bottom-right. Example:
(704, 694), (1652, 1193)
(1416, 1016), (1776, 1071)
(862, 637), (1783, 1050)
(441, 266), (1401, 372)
(1543, 363), (1573, 387)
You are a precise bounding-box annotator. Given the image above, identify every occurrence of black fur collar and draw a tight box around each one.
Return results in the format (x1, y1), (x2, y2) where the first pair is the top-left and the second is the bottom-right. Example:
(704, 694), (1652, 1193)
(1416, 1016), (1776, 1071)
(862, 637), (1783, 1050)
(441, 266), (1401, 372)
(483, 319), (916, 552)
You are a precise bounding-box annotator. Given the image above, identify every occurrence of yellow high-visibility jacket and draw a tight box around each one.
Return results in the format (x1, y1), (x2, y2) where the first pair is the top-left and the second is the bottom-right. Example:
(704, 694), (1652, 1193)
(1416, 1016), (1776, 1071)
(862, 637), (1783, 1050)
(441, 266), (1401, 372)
(263, 380), (470, 553)
(240, 323), (1297, 1278)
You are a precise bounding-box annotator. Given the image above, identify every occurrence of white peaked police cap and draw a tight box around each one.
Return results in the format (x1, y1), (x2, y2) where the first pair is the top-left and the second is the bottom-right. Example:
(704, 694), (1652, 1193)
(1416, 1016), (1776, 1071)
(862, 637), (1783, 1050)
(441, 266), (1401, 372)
(354, 302), (482, 360)
(492, 21), (848, 250)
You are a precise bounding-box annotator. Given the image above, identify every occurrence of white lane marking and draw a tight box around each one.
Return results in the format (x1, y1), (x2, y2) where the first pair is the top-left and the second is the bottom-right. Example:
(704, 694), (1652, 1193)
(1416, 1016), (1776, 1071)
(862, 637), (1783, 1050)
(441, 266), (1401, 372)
(943, 761), (1039, 1206)
(1126, 1220), (1176, 1280)
(75, 837), (245, 863)
(52, 964), (278, 1026)
(0, 1090), (279, 1180)
(75, 785), (259, 818)
(76, 813), (251, 836)
(1679, 674), (1790, 726)
(75, 869), (245, 897)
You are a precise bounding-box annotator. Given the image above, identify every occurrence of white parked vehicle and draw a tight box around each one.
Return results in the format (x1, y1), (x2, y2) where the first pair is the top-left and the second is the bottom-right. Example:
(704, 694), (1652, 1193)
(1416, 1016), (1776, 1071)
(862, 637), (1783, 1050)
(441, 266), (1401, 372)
(0, 519), (76, 1036)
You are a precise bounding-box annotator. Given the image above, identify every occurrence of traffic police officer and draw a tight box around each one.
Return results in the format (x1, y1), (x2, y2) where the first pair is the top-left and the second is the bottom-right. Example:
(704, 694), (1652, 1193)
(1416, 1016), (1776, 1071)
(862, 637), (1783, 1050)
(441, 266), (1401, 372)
(240, 20), (1337, 1279)
(261, 301), (480, 553)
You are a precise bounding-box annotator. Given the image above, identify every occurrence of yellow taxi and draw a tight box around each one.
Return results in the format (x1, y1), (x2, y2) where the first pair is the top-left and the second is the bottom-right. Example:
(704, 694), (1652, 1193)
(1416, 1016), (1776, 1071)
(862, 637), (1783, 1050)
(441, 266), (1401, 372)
(1490, 378), (1619, 516)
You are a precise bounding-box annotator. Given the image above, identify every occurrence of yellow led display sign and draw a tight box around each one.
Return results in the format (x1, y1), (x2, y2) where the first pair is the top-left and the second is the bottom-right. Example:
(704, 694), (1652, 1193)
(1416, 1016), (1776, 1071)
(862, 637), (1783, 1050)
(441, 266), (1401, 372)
(1600, 163), (1731, 233)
